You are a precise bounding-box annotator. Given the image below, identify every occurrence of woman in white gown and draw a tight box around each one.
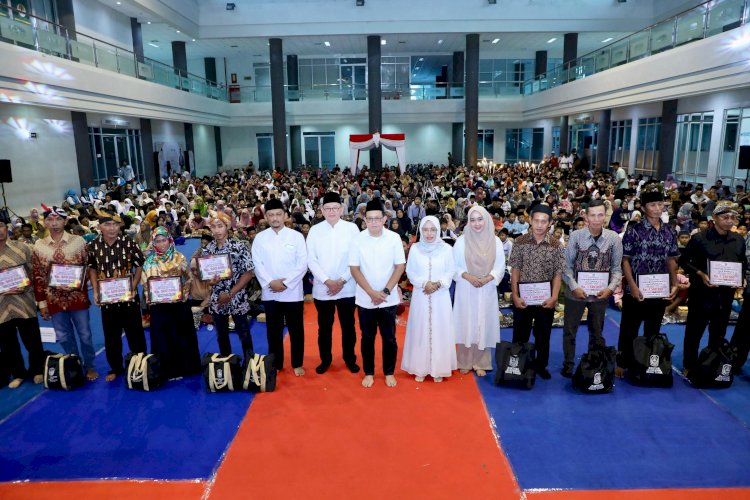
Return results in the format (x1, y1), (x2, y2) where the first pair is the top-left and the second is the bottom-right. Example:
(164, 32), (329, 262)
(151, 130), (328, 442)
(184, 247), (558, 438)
(401, 216), (457, 382)
(453, 205), (506, 376)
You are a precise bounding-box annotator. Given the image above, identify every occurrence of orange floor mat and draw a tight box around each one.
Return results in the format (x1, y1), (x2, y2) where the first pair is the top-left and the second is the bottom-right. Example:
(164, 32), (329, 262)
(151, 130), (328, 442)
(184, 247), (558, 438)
(208, 303), (521, 499)
(0, 480), (205, 500)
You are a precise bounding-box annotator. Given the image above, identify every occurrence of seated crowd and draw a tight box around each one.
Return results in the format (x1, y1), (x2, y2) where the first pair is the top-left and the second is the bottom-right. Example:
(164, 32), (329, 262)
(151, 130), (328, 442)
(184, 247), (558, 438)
(0, 152), (748, 390)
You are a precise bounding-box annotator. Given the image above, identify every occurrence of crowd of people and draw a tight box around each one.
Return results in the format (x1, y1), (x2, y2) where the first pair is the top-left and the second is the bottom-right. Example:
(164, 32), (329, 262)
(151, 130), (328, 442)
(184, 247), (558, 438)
(1, 153), (748, 390)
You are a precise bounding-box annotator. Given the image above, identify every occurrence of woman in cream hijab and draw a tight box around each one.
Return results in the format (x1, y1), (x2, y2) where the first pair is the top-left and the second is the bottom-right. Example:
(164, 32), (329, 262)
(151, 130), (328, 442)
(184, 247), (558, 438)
(452, 206), (506, 376)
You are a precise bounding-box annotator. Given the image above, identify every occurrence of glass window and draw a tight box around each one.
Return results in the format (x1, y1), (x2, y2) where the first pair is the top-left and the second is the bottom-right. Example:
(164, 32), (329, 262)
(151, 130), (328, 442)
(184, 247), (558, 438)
(609, 119), (632, 168)
(505, 128), (543, 163)
(673, 112), (712, 183)
(303, 132), (336, 169)
(257, 133), (274, 171)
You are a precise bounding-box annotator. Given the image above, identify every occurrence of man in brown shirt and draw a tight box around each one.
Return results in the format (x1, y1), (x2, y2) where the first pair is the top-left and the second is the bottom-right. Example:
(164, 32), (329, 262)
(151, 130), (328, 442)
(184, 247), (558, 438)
(508, 203), (565, 379)
(0, 219), (44, 388)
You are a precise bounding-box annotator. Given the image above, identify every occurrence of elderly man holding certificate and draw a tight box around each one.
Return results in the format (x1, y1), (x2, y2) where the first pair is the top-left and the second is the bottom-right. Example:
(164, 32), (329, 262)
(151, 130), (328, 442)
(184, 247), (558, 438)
(141, 227), (201, 379)
(561, 200), (623, 378)
(0, 218), (45, 389)
(508, 203), (565, 380)
(33, 206), (98, 381)
(88, 209), (148, 382)
(617, 186), (680, 379)
(679, 201), (748, 379)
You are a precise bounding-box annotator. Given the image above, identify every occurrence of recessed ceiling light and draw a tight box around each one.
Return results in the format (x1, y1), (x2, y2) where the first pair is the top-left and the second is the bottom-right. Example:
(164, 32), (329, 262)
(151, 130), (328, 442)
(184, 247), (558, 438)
(547, 37), (557, 43)
(116, 1), (121, 4)
(148, 43), (159, 48)
(324, 41), (331, 47)
(437, 39), (444, 44)
(176, 30), (180, 33)
(601, 37), (613, 43)
(147, 21), (151, 24)
(192, 39), (196, 42)
(418, 57), (424, 61)
(381, 39), (386, 45)
(492, 38), (500, 44)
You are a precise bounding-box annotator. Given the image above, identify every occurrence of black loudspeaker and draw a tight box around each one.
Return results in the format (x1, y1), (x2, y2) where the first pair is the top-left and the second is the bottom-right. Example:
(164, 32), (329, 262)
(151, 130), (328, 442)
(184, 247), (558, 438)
(738, 145), (750, 170)
(0, 160), (11, 183)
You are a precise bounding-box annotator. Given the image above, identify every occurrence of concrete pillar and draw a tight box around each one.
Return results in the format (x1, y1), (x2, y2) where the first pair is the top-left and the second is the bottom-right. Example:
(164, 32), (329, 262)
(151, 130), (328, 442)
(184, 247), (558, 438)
(452, 123), (464, 166)
(287, 55), (299, 101)
(559, 116), (570, 154)
(535, 50), (547, 79)
(71, 111), (93, 188)
(367, 35), (382, 170)
(140, 118), (157, 188)
(290, 125), (302, 169)
(658, 99), (678, 181)
(596, 109), (612, 171)
(452, 51), (464, 99)
(464, 34), (479, 169)
(269, 38), (288, 170)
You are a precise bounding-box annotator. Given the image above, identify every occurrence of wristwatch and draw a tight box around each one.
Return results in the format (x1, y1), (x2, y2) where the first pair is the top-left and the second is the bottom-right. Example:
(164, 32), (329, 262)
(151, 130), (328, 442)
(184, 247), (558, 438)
(382, 287), (391, 295)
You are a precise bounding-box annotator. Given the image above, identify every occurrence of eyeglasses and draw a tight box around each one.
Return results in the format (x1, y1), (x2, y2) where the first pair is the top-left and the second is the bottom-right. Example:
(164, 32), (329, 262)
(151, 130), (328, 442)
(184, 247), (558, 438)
(322, 206), (340, 212)
(365, 217), (384, 223)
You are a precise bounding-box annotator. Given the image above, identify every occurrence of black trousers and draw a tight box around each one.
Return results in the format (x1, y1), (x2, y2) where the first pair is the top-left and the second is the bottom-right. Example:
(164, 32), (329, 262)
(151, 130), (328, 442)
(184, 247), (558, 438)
(101, 302), (147, 375)
(150, 302), (201, 378)
(212, 312), (253, 358)
(617, 294), (667, 369)
(264, 300), (305, 370)
(512, 305), (554, 369)
(358, 306), (397, 376)
(0, 317), (44, 379)
(562, 299), (608, 370)
(731, 294), (750, 372)
(314, 297), (357, 365)
(683, 288), (735, 372)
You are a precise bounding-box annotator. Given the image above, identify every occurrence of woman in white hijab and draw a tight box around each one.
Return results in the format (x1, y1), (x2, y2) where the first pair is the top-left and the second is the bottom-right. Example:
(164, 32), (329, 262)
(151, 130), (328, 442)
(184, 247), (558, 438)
(452, 205), (506, 376)
(401, 216), (457, 382)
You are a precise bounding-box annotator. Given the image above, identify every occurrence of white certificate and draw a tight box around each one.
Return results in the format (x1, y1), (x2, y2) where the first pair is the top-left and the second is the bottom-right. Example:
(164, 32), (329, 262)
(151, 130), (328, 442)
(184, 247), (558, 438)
(99, 276), (133, 304)
(709, 261), (742, 287)
(48, 264), (85, 290)
(198, 254), (232, 281)
(637, 273), (671, 299)
(148, 277), (183, 304)
(577, 271), (609, 296)
(0, 265), (30, 294)
(40, 327), (57, 343)
(519, 281), (551, 306)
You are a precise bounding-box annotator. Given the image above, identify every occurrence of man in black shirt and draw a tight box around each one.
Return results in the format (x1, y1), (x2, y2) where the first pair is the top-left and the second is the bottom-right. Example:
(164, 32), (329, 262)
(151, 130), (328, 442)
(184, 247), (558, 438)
(679, 201), (747, 378)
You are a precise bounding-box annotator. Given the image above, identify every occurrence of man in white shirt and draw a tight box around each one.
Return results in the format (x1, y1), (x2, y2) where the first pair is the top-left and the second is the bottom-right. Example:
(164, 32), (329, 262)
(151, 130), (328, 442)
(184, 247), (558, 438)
(307, 192), (361, 375)
(349, 199), (406, 388)
(252, 198), (309, 376)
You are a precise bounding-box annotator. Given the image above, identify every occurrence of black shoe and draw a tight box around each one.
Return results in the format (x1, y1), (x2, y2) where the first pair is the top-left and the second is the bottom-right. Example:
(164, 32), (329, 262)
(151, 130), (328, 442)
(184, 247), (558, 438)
(560, 367), (573, 378)
(538, 368), (552, 380)
(346, 362), (361, 374)
(315, 362), (331, 375)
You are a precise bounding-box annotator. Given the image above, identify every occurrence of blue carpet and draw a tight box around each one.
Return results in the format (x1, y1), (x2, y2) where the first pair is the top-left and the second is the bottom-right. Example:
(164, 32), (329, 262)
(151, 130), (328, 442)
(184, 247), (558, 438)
(477, 309), (750, 491)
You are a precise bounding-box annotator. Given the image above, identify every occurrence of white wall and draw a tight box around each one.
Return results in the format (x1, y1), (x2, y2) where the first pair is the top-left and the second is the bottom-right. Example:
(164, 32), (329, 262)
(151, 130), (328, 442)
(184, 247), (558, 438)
(192, 124), (217, 176)
(72, 0), (134, 52)
(151, 119), (184, 147)
(221, 126), (266, 168)
(0, 103), (80, 214)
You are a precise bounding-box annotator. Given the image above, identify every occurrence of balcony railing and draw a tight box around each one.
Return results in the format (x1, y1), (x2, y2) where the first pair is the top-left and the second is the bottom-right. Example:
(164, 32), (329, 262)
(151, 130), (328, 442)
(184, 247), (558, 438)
(0, 5), (227, 101)
(522, 0), (749, 95)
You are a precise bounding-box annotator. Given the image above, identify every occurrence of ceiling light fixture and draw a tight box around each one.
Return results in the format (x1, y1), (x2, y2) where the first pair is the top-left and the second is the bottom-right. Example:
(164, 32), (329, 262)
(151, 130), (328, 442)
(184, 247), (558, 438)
(381, 39), (386, 45)
(148, 43), (159, 48)
(176, 30), (180, 33)
(547, 37), (557, 43)
(324, 41), (331, 47)
(601, 37), (613, 43)
(116, 1), (121, 4)
(437, 39), (444, 45)
(147, 21), (151, 24)
(192, 39), (196, 42)
(492, 38), (500, 44)
(418, 57), (424, 61)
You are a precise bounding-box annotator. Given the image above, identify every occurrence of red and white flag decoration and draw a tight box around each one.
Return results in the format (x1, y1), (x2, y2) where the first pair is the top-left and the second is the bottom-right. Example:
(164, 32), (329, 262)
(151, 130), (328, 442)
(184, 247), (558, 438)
(349, 133), (406, 173)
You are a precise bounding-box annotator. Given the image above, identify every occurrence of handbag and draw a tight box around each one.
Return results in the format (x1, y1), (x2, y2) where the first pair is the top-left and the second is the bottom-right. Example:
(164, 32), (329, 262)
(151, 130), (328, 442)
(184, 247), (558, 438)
(573, 346), (617, 394)
(494, 341), (536, 390)
(242, 351), (277, 393)
(202, 353), (243, 392)
(125, 352), (163, 391)
(43, 352), (85, 390)
(689, 340), (737, 389)
(628, 333), (674, 387)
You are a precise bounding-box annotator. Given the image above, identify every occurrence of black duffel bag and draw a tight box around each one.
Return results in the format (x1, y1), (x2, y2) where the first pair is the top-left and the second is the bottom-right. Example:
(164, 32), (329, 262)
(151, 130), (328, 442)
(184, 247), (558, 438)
(628, 333), (674, 387)
(125, 352), (163, 391)
(202, 353), (243, 392)
(573, 346), (617, 394)
(44, 352), (85, 390)
(689, 340), (737, 389)
(494, 341), (536, 390)
(242, 351), (277, 393)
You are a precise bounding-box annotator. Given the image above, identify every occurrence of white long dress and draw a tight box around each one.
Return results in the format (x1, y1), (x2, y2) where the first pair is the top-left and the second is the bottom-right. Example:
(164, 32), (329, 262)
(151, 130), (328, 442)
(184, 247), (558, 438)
(452, 235), (506, 350)
(401, 242), (457, 378)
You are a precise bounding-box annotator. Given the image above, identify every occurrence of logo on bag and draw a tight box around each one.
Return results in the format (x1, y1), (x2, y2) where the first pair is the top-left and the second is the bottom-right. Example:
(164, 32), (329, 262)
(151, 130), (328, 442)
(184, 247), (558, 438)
(715, 363), (732, 382)
(47, 367), (58, 383)
(588, 371), (604, 391)
(646, 354), (663, 375)
(505, 355), (521, 376)
(215, 368), (225, 386)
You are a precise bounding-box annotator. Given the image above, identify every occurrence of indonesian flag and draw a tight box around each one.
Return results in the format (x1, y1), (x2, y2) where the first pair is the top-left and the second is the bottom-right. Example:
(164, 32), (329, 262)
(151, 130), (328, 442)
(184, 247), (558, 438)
(349, 133), (406, 173)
